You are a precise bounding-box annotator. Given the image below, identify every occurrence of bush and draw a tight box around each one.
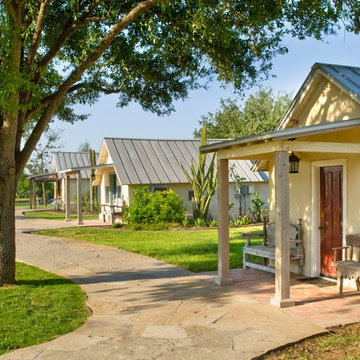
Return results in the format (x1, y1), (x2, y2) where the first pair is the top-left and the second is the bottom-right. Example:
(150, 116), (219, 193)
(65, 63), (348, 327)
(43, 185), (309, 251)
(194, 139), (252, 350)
(182, 218), (194, 228)
(209, 219), (218, 227)
(127, 187), (185, 225)
(249, 192), (265, 222)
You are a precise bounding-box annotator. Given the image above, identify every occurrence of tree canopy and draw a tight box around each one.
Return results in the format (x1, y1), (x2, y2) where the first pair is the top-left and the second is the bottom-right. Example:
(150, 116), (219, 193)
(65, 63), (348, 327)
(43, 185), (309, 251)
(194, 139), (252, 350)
(1, 0), (360, 285)
(194, 89), (293, 139)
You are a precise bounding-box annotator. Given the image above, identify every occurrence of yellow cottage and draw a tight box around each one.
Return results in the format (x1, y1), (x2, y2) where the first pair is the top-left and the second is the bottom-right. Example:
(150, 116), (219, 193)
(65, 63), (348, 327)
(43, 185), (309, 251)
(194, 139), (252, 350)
(201, 63), (360, 307)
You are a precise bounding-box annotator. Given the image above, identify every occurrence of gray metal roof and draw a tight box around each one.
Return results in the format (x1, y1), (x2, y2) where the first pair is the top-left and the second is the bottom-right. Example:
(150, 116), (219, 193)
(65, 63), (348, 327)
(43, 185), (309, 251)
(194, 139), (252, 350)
(103, 138), (268, 185)
(201, 117), (360, 153)
(51, 152), (99, 179)
(315, 63), (360, 102)
(278, 63), (360, 129)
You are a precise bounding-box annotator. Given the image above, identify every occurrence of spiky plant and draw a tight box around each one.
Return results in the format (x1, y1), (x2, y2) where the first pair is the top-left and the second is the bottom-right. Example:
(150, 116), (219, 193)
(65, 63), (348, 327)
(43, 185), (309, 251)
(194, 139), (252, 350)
(181, 126), (218, 221)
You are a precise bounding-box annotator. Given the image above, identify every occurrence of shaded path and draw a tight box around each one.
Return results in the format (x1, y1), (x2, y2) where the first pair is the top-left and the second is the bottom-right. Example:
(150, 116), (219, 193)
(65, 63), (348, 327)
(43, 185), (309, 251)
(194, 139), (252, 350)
(2, 210), (325, 359)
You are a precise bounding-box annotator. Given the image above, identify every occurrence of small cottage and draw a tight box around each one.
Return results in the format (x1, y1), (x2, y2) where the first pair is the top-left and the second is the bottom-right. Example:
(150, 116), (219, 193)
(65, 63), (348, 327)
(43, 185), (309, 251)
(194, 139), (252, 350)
(93, 138), (269, 222)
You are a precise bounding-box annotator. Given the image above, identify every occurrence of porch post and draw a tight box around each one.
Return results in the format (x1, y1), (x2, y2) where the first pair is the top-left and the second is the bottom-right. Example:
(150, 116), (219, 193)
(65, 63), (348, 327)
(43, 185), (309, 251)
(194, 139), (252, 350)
(77, 171), (83, 225)
(271, 150), (295, 308)
(32, 180), (37, 210)
(65, 175), (71, 221)
(29, 179), (33, 209)
(216, 158), (233, 285)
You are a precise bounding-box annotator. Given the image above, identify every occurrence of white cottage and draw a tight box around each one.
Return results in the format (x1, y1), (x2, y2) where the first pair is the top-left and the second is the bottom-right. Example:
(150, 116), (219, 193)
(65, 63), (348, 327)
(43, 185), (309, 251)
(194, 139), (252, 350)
(93, 138), (269, 222)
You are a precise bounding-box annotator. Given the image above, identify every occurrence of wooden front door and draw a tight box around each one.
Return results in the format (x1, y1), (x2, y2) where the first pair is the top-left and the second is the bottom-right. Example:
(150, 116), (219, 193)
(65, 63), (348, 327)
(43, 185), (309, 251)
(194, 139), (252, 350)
(320, 166), (343, 277)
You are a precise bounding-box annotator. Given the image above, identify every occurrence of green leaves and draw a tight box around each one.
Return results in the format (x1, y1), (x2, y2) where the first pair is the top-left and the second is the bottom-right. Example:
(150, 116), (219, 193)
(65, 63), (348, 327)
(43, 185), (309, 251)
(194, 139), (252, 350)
(181, 125), (217, 221)
(194, 88), (293, 138)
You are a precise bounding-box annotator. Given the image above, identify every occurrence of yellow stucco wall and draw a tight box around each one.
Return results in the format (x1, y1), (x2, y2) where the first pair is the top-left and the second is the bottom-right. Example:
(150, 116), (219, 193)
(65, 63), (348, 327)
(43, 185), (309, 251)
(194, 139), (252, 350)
(268, 153), (360, 276)
(293, 77), (360, 127)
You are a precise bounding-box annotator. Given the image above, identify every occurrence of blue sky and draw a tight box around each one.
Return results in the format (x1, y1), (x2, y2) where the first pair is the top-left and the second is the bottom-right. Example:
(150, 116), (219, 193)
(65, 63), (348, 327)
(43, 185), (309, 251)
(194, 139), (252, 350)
(54, 29), (360, 152)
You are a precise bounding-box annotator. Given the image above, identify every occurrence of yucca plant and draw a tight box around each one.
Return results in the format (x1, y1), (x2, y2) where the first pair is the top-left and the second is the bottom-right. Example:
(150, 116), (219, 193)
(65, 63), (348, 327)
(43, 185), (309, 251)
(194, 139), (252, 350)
(181, 126), (218, 221)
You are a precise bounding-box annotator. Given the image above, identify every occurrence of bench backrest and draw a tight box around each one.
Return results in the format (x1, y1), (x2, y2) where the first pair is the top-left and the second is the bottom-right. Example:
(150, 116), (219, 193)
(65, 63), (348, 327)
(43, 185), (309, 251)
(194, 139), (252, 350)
(346, 234), (360, 261)
(266, 222), (299, 248)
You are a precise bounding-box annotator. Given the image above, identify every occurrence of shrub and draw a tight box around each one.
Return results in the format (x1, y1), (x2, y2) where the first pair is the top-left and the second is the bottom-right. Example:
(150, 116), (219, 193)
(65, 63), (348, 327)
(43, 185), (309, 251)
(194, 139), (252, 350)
(127, 187), (185, 225)
(249, 192), (265, 222)
(112, 222), (124, 229)
(194, 217), (206, 227)
(209, 219), (218, 227)
(182, 218), (194, 228)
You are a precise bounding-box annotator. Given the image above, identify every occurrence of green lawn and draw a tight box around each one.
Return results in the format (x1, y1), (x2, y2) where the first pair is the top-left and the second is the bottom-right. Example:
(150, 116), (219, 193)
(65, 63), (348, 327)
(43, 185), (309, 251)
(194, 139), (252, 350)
(15, 198), (46, 209)
(25, 211), (99, 221)
(37, 226), (262, 272)
(0, 262), (89, 355)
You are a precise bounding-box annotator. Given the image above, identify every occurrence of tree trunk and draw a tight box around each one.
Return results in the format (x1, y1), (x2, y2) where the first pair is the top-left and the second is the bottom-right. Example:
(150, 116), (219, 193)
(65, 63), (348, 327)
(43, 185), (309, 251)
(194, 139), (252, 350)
(0, 158), (17, 286)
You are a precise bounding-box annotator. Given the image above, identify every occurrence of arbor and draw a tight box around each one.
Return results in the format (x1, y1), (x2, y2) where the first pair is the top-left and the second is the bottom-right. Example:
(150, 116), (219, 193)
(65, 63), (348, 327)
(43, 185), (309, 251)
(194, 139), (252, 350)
(194, 89), (293, 139)
(0, 0), (359, 285)
(26, 128), (63, 206)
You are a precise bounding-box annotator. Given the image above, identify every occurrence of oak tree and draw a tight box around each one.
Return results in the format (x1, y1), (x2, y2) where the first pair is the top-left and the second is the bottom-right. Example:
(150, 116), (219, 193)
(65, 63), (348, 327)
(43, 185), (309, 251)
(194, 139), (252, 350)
(0, 0), (359, 285)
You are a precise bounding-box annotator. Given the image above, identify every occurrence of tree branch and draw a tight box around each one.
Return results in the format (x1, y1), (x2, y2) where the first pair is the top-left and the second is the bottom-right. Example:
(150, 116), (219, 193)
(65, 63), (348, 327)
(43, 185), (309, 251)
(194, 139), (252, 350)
(18, 0), (159, 173)
(27, 0), (50, 68)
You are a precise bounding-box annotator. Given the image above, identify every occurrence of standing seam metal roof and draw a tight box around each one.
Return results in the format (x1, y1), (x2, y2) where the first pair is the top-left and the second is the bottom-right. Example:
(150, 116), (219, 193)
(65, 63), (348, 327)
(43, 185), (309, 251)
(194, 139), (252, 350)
(51, 152), (99, 179)
(103, 138), (268, 185)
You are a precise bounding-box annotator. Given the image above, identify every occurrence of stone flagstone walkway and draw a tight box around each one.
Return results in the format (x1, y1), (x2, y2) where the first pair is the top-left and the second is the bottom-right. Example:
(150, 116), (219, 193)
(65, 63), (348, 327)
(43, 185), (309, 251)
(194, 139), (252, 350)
(3, 210), (358, 359)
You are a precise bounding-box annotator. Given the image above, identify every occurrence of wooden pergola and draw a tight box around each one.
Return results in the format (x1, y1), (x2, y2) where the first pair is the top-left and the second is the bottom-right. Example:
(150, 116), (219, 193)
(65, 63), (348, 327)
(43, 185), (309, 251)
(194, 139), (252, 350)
(28, 172), (59, 209)
(59, 163), (113, 224)
(201, 118), (360, 308)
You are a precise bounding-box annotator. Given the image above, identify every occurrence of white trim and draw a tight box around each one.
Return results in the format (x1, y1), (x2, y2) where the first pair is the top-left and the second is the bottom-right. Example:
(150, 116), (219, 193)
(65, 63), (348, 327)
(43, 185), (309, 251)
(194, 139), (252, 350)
(310, 159), (347, 277)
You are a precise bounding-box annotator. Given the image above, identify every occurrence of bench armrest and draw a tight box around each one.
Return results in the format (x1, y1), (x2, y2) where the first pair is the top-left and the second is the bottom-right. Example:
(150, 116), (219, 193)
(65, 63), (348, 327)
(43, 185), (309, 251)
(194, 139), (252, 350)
(333, 246), (351, 262)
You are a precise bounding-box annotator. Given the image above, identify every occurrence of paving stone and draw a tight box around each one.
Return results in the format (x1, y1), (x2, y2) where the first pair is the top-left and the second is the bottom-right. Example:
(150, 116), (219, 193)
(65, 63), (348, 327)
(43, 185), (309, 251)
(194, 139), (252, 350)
(6, 210), (360, 359)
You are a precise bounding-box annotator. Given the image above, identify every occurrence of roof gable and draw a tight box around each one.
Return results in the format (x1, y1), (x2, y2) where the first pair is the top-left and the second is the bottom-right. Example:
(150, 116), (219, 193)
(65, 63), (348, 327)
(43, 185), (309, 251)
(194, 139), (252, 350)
(51, 152), (99, 179)
(278, 63), (360, 130)
(100, 138), (268, 185)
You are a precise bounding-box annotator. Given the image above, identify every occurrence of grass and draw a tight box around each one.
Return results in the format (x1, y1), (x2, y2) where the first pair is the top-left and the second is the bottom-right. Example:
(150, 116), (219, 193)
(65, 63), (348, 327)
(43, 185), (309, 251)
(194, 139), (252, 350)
(0, 262), (90, 355)
(24, 211), (99, 220)
(15, 198), (46, 209)
(263, 323), (360, 360)
(36, 226), (262, 272)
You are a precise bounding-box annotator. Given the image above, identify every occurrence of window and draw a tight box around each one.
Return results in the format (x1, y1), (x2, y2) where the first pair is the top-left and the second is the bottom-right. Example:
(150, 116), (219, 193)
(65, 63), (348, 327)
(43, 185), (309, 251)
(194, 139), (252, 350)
(188, 190), (194, 201)
(108, 174), (121, 204)
(153, 186), (167, 192)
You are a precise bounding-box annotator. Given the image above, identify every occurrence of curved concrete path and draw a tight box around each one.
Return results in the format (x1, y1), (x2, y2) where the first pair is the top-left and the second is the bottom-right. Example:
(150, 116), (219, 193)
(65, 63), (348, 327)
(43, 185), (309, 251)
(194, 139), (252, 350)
(1, 211), (326, 359)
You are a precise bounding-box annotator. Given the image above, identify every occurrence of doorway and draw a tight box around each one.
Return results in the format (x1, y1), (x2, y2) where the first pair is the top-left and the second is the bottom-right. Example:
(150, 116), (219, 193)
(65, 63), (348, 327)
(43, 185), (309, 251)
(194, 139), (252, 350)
(320, 166), (343, 277)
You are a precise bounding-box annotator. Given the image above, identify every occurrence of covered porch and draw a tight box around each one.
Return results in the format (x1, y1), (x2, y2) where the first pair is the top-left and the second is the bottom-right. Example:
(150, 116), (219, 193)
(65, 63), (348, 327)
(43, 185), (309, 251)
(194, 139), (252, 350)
(201, 118), (360, 307)
(28, 172), (59, 209)
(59, 163), (113, 224)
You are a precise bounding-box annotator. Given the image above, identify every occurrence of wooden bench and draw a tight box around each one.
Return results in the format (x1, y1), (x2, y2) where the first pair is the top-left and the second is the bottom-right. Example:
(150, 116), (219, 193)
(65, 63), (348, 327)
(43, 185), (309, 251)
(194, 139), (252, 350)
(332, 234), (360, 294)
(242, 219), (304, 275)
(101, 204), (123, 224)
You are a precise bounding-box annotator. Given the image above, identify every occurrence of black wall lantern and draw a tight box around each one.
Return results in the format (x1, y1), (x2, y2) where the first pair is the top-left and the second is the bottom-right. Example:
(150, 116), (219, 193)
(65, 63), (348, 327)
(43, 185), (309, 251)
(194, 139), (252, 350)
(289, 152), (300, 174)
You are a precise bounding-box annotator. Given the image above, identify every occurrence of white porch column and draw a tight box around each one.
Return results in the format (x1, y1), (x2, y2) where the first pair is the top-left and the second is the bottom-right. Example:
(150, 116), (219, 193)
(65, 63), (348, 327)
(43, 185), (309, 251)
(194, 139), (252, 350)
(271, 150), (295, 308)
(32, 180), (37, 210)
(77, 171), (83, 225)
(65, 175), (71, 221)
(29, 180), (33, 209)
(216, 158), (233, 285)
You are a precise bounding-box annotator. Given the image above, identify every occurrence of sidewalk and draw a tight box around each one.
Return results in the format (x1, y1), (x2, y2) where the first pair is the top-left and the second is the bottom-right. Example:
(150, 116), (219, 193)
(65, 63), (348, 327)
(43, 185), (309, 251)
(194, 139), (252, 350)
(2, 210), (327, 359)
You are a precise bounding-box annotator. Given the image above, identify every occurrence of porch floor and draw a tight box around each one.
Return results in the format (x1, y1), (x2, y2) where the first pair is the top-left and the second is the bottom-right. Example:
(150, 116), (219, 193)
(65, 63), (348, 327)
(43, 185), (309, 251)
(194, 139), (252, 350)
(196, 268), (360, 329)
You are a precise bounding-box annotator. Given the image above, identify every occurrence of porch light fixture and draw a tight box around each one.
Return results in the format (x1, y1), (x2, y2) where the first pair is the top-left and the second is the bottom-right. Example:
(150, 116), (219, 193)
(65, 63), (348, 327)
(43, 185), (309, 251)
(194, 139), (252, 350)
(289, 152), (300, 174)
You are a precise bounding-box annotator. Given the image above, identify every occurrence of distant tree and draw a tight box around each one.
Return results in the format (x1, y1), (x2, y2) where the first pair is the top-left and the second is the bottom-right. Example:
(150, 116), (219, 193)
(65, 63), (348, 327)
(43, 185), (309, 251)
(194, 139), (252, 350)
(194, 89), (292, 139)
(26, 128), (63, 205)
(16, 173), (29, 199)
(78, 139), (92, 153)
